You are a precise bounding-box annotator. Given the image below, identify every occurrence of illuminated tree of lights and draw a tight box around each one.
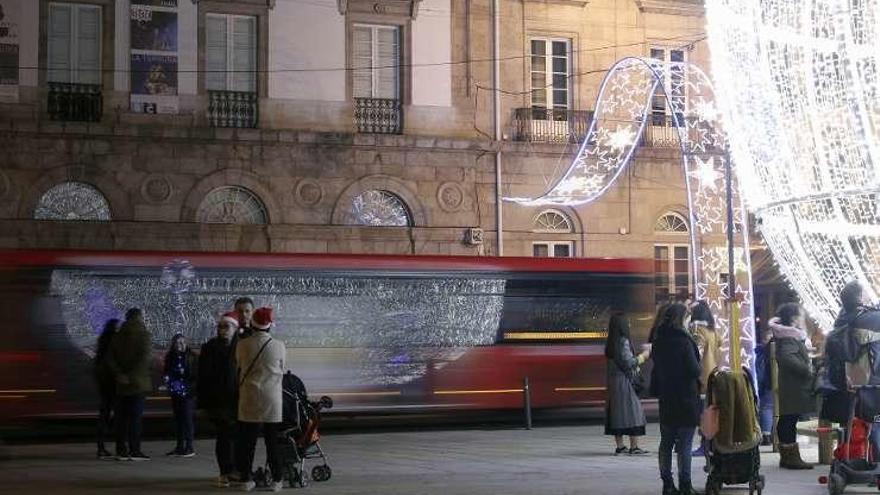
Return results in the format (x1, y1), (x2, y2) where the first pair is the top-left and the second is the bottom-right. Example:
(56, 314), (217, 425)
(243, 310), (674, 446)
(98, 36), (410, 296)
(706, 0), (880, 332)
(505, 57), (756, 369)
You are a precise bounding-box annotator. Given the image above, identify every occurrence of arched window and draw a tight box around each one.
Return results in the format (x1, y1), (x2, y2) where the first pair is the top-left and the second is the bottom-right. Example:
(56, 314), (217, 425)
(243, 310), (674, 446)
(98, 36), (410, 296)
(197, 186), (268, 224)
(350, 190), (412, 227)
(654, 212), (689, 233)
(34, 182), (111, 221)
(653, 212), (691, 304)
(533, 209), (573, 233)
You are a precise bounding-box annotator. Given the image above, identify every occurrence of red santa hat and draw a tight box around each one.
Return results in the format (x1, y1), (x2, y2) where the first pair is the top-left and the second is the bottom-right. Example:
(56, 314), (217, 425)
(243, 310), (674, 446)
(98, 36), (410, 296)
(219, 311), (240, 329)
(252, 307), (273, 330)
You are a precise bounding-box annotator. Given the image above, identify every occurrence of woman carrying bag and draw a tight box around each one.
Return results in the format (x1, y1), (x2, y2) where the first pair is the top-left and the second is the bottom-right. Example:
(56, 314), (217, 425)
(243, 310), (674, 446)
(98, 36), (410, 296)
(604, 311), (649, 456)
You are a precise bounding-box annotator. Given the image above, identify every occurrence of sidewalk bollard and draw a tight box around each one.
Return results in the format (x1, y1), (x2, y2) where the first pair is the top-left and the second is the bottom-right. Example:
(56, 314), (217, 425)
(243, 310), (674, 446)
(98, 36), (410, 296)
(523, 376), (532, 430)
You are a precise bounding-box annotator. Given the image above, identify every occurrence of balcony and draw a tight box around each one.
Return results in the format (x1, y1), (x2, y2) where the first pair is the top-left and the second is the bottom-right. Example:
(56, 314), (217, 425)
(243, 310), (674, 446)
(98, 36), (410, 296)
(509, 108), (593, 143)
(643, 114), (704, 149)
(208, 90), (259, 128)
(355, 97), (402, 134)
(47, 82), (102, 122)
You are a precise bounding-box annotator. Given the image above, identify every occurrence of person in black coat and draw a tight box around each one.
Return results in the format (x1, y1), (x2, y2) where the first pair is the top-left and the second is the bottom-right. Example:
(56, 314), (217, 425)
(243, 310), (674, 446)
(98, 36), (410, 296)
(650, 303), (701, 495)
(197, 312), (240, 488)
(164, 333), (198, 457)
(94, 318), (120, 459)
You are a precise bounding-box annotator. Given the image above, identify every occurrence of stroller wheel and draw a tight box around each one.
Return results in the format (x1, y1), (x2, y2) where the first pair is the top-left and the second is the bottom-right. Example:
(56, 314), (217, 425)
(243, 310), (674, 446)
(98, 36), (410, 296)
(828, 473), (845, 495)
(312, 465), (332, 482)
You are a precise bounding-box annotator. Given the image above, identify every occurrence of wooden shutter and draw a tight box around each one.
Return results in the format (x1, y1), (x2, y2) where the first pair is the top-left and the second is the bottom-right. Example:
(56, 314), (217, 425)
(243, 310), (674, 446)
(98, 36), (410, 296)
(47, 4), (72, 83)
(75, 5), (101, 85)
(231, 16), (256, 92)
(375, 27), (398, 99)
(352, 26), (372, 98)
(205, 14), (228, 90)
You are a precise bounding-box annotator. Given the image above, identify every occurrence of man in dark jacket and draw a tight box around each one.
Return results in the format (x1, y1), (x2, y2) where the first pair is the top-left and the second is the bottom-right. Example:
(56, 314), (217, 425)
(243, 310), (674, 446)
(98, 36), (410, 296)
(198, 312), (240, 487)
(107, 308), (153, 461)
(650, 303), (701, 495)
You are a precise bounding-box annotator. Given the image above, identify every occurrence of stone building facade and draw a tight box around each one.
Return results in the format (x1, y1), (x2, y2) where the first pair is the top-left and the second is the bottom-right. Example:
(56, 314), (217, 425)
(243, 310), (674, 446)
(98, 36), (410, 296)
(0, 0), (708, 302)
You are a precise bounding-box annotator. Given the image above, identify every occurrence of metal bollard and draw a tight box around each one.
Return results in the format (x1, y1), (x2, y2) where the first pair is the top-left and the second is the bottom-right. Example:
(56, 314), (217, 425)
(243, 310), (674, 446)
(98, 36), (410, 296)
(523, 376), (532, 430)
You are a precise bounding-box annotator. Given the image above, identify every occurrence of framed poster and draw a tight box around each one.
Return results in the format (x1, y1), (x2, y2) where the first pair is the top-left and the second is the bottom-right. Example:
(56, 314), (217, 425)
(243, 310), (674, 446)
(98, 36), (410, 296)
(130, 0), (178, 113)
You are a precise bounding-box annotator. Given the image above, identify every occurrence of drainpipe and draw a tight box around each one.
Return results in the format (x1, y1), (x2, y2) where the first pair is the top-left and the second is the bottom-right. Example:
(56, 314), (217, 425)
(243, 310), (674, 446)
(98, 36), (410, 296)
(493, 0), (504, 256)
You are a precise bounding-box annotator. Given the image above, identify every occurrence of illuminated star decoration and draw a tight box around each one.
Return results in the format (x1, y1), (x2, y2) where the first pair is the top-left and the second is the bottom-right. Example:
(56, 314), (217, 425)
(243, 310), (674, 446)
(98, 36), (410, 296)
(607, 125), (637, 151)
(707, 0), (880, 332)
(689, 157), (723, 193)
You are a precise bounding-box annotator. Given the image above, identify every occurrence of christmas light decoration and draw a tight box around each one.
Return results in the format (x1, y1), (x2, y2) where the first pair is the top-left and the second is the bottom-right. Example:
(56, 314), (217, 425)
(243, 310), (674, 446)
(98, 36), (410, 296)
(706, 0), (880, 331)
(506, 57), (756, 368)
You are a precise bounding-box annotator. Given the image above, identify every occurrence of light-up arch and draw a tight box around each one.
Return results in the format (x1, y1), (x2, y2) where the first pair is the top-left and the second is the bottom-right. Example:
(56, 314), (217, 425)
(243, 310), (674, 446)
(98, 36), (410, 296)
(506, 57), (755, 369)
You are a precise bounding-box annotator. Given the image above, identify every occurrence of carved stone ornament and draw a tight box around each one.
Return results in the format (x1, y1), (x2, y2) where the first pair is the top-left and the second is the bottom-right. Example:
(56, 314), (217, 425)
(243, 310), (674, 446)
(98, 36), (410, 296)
(634, 0), (704, 15)
(141, 175), (173, 204)
(437, 182), (465, 212)
(338, 0), (422, 18)
(294, 179), (324, 208)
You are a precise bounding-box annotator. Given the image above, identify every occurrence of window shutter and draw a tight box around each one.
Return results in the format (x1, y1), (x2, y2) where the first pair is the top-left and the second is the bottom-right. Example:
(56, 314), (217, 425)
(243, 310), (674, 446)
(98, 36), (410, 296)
(231, 16), (256, 92)
(375, 27), (398, 99)
(352, 26), (372, 98)
(47, 4), (72, 83)
(205, 15), (228, 91)
(75, 6), (101, 85)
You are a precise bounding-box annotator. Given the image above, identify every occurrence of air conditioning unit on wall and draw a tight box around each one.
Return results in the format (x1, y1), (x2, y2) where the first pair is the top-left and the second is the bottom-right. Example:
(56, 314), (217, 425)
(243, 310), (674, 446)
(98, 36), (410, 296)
(464, 228), (484, 246)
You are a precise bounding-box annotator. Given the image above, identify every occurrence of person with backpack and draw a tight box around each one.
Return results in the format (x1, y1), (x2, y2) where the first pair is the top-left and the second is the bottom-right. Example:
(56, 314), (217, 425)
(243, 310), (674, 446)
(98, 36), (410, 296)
(234, 307), (286, 492)
(604, 311), (649, 456)
(651, 303), (701, 495)
(163, 333), (198, 458)
(198, 311), (241, 487)
(769, 303), (815, 469)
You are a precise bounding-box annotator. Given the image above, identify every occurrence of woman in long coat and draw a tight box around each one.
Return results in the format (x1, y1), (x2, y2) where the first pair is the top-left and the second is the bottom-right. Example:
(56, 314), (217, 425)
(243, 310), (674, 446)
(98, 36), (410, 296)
(604, 311), (649, 455)
(770, 303), (815, 470)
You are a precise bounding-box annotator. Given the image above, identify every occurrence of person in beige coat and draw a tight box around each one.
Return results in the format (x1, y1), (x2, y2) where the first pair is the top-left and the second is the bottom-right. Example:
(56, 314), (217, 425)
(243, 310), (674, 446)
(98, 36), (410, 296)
(234, 307), (286, 492)
(689, 300), (718, 457)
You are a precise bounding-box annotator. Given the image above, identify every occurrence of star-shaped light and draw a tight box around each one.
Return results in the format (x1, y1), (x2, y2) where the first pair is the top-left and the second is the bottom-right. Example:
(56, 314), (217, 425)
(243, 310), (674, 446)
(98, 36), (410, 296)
(606, 125), (637, 151)
(689, 156), (723, 192)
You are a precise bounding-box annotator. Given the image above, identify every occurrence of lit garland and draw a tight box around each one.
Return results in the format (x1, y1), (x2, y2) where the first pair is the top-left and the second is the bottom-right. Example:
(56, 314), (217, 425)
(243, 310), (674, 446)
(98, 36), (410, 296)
(706, 0), (880, 332)
(505, 57), (756, 368)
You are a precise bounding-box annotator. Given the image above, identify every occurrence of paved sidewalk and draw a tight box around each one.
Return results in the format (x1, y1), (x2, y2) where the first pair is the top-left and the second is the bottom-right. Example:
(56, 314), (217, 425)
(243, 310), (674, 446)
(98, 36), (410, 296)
(0, 424), (849, 494)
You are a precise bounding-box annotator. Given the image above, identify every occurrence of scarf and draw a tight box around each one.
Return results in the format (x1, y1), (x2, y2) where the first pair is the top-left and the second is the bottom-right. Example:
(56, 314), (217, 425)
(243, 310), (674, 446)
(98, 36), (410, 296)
(768, 317), (814, 351)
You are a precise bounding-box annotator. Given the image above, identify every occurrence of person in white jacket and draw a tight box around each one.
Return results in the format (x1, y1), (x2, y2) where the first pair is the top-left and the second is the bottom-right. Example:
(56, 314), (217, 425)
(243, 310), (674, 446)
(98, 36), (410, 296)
(234, 307), (286, 492)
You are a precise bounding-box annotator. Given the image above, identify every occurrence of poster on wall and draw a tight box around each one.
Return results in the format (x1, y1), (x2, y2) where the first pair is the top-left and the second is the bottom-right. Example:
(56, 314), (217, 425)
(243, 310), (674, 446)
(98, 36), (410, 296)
(130, 0), (178, 113)
(0, 0), (20, 103)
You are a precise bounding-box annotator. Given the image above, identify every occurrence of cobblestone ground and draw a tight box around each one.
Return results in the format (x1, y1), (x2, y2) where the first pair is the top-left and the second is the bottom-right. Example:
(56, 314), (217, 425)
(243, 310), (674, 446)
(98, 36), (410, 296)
(0, 423), (849, 494)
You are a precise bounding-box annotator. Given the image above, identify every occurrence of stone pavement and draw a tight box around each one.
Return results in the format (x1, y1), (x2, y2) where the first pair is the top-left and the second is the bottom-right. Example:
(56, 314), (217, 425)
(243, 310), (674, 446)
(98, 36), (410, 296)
(0, 423), (852, 495)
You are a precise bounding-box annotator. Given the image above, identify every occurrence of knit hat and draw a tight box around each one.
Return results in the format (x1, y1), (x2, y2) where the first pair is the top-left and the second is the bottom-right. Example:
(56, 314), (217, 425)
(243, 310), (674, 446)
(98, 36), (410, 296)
(252, 307), (273, 330)
(219, 311), (240, 329)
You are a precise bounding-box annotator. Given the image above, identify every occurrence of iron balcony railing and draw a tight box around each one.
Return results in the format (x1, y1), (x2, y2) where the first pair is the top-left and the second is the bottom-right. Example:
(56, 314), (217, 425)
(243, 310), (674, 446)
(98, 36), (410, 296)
(643, 113), (706, 149)
(208, 90), (259, 128)
(47, 82), (102, 122)
(510, 108), (594, 143)
(355, 97), (402, 134)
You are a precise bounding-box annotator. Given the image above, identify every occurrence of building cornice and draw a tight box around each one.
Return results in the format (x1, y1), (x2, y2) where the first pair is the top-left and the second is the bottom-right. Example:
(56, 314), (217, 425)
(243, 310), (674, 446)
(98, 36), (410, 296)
(634, 0), (704, 16)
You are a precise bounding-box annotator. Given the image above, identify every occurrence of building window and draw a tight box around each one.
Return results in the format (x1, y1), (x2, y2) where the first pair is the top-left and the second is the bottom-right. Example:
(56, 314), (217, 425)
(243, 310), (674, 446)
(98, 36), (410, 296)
(654, 212), (689, 233)
(350, 190), (411, 227)
(533, 241), (573, 258)
(530, 38), (570, 116)
(197, 186), (268, 224)
(352, 24), (400, 100)
(654, 245), (690, 303)
(205, 14), (257, 93)
(533, 210), (573, 233)
(34, 182), (111, 221)
(47, 2), (102, 85)
(649, 47), (686, 127)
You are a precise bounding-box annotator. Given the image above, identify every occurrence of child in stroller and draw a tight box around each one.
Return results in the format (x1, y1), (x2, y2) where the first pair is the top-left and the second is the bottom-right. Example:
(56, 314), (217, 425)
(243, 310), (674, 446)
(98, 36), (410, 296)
(823, 385), (880, 495)
(254, 372), (333, 489)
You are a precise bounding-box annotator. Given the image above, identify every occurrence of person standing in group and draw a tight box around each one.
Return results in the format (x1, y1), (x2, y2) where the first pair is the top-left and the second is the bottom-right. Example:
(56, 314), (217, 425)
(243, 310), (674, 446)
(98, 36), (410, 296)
(94, 318), (120, 460)
(755, 320), (775, 446)
(107, 308), (153, 461)
(604, 311), (649, 456)
(234, 297), (255, 337)
(651, 303), (701, 495)
(198, 312), (241, 488)
(234, 307), (286, 492)
(689, 300), (719, 456)
(769, 303), (815, 469)
(648, 302), (672, 344)
(164, 333), (198, 458)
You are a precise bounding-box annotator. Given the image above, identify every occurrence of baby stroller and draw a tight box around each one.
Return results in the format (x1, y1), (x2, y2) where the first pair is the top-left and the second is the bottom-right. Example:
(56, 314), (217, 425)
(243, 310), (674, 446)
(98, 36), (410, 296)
(824, 384), (880, 495)
(704, 368), (766, 495)
(254, 372), (333, 489)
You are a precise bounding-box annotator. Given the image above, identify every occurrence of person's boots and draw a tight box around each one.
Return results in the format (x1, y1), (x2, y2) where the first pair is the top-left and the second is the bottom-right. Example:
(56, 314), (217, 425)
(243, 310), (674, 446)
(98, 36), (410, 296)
(779, 443), (813, 469)
(662, 477), (678, 495)
(678, 479), (700, 495)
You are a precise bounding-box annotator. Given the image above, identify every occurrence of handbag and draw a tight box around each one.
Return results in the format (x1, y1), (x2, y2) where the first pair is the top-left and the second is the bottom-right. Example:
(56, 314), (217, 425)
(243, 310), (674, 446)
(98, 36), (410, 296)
(700, 404), (720, 440)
